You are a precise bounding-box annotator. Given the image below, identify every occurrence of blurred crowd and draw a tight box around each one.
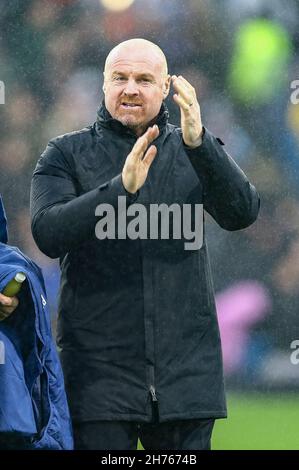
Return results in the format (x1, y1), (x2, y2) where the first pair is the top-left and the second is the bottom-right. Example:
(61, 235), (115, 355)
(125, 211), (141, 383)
(1, 0), (299, 389)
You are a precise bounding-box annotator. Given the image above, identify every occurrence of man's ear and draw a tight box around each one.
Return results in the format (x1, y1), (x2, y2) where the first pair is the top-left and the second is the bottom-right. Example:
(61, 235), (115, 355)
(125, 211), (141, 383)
(163, 75), (171, 98)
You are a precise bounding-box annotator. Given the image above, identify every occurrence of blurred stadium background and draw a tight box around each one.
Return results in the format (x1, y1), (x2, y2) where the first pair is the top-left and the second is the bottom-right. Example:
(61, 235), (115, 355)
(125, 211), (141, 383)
(1, 0), (299, 449)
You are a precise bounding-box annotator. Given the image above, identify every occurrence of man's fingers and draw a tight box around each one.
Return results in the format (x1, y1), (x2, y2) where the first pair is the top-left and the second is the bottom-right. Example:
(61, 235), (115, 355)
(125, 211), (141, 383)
(172, 76), (193, 105)
(0, 294), (19, 308)
(131, 125), (159, 160)
(0, 293), (9, 305)
(0, 295), (19, 321)
(172, 81), (191, 103)
(0, 294), (19, 320)
(0, 293), (18, 307)
(176, 75), (195, 90)
(0, 310), (14, 321)
(0, 305), (16, 315)
(172, 75), (194, 92)
(173, 93), (190, 112)
(139, 125), (159, 148)
(142, 145), (157, 168)
(10, 296), (19, 308)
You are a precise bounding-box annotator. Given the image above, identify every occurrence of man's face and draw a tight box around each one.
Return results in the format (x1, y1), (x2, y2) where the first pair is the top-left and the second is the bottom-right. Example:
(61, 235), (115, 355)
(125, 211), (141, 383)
(103, 46), (170, 136)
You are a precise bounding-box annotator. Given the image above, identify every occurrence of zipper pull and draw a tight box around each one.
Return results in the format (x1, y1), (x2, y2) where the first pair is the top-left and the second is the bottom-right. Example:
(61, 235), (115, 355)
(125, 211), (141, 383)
(150, 385), (158, 402)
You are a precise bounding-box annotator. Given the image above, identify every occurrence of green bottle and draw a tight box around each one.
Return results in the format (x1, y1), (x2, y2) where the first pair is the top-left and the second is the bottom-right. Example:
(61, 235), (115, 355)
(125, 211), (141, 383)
(2, 272), (26, 297)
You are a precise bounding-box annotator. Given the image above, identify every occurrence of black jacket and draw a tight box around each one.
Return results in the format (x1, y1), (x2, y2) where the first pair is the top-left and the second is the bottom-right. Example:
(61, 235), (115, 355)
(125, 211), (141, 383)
(30, 103), (260, 423)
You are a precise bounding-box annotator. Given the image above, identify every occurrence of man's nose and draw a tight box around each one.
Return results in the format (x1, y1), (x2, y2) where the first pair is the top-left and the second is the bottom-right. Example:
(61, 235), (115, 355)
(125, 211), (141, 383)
(124, 79), (139, 95)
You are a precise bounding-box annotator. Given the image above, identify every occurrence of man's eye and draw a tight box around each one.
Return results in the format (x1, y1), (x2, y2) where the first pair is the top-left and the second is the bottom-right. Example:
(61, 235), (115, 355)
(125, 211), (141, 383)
(114, 77), (126, 81)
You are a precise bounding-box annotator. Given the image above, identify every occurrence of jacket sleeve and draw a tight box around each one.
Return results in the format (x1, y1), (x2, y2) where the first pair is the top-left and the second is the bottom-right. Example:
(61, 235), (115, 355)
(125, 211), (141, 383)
(30, 141), (131, 259)
(184, 127), (260, 230)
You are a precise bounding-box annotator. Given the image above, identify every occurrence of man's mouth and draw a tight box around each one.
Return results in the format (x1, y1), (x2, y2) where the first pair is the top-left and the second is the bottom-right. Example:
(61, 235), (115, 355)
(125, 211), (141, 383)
(121, 103), (142, 109)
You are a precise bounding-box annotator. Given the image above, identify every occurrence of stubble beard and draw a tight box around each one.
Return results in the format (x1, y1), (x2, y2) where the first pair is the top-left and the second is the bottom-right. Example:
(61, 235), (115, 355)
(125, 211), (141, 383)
(117, 113), (145, 134)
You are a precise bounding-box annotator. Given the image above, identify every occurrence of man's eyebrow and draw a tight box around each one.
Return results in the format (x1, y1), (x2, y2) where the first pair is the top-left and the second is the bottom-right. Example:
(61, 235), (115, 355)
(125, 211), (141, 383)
(138, 73), (155, 78)
(111, 71), (126, 76)
(111, 71), (156, 79)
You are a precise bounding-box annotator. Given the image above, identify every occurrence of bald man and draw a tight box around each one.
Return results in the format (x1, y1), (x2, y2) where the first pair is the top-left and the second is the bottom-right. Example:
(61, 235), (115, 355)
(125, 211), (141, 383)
(30, 38), (260, 450)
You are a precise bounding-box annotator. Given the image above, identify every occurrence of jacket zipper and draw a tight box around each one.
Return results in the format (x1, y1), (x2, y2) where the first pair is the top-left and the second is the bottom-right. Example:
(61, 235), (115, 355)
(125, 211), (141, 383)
(149, 384), (158, 402)
(149, 380), (159, 421)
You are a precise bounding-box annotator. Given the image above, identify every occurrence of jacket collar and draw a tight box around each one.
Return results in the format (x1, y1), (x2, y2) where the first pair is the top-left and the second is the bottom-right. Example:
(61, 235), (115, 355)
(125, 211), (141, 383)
(95, 100), (169, 137)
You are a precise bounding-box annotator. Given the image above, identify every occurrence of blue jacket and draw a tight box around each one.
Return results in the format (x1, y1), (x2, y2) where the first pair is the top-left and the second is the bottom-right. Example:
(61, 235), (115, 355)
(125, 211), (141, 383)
(0, 195), (73, 449)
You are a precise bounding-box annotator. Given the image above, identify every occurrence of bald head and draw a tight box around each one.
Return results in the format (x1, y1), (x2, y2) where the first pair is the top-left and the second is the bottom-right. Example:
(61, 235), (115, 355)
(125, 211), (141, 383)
(104, 39), (168, 79)
(102, 38), (171, 136)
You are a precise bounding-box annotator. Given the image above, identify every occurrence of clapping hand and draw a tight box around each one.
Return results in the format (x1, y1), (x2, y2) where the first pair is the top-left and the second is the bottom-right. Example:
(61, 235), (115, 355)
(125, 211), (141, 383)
(172, 75), (203, 149)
